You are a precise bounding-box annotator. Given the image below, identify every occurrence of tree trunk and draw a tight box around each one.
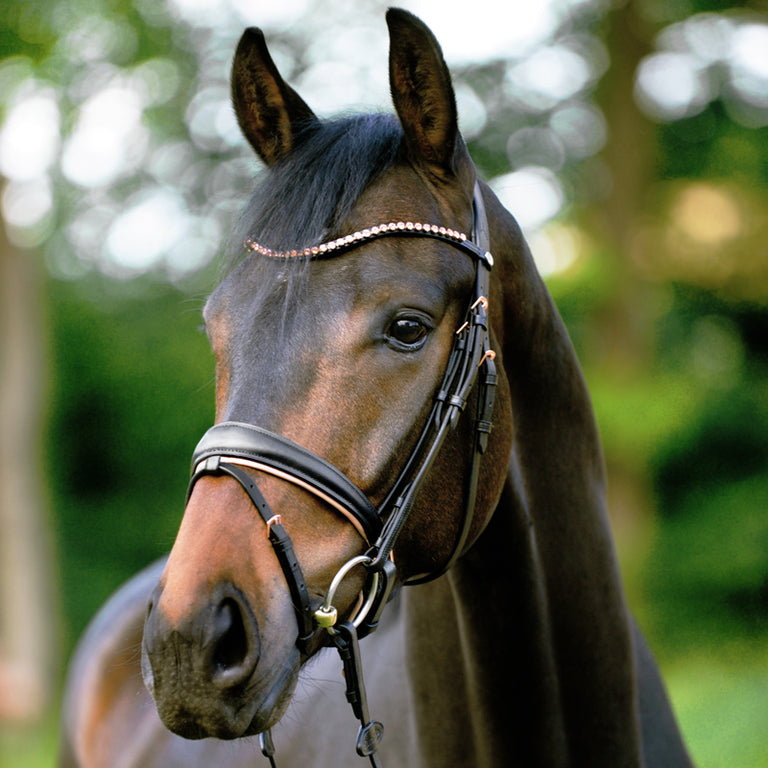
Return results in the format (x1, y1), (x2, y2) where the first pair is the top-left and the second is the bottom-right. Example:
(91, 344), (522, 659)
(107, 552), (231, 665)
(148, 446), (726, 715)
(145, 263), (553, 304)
(584, 1), (661, 558)
(587, 0), (658, 373)
(0, 218), (56, 723)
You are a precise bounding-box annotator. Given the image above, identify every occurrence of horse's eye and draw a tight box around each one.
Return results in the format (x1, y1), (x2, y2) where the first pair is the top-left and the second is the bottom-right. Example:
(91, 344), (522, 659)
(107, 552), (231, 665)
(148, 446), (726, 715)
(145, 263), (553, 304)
(386, 317), (429, 349)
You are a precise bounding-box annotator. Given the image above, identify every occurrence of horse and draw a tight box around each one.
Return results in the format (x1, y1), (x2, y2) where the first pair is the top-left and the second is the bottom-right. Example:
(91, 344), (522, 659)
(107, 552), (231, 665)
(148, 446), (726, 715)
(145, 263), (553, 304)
(58, 9), (695, 768)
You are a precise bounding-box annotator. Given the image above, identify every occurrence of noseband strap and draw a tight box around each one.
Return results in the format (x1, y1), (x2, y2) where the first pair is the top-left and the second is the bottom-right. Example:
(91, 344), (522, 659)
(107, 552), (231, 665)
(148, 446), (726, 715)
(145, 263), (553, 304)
(189, 456), (316, 652)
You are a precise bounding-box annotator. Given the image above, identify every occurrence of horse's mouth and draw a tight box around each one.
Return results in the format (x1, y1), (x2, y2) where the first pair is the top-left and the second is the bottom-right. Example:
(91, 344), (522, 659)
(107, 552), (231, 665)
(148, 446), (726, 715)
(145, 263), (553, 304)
(147, 656), (300, 740)
(141, 619), (300, 741)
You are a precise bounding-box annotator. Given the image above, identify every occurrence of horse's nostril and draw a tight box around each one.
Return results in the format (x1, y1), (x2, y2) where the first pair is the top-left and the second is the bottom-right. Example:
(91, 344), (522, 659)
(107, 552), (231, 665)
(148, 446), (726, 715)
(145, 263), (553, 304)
(210, 595), (259, 688)
(213, 599), (246, 670)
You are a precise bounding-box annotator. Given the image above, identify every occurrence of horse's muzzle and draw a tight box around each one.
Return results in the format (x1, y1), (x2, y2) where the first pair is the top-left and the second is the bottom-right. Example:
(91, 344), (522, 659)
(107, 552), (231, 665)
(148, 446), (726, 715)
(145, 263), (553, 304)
(141, 580), (264, 739)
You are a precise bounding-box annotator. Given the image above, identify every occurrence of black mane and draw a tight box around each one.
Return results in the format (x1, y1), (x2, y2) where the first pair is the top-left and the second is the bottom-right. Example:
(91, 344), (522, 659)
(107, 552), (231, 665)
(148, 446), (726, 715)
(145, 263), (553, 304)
(230, 113), (403, 267)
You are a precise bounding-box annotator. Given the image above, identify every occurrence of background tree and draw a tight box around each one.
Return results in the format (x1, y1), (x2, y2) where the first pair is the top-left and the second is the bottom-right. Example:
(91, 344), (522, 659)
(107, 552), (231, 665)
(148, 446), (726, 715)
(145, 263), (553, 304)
(0, 216), (54, 725)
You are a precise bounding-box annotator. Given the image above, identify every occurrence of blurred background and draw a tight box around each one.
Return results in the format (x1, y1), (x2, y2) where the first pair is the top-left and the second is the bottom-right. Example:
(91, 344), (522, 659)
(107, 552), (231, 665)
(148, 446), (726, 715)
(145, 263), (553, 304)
(1, 0), (766, 765)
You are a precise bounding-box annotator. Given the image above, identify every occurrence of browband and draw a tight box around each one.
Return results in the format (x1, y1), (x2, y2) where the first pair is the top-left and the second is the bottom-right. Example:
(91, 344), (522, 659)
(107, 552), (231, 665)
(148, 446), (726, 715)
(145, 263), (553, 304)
(245, 220), (492, 268)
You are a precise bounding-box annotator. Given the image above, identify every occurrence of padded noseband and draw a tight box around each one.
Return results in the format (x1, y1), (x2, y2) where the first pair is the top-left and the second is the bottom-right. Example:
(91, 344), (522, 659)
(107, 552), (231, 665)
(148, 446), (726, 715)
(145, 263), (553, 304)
(191, 421), (382, 543)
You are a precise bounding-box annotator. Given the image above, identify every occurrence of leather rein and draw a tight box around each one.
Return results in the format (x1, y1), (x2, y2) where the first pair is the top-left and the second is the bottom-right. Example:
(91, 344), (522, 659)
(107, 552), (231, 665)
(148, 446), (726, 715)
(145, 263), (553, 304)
(186, 181), (495, 766)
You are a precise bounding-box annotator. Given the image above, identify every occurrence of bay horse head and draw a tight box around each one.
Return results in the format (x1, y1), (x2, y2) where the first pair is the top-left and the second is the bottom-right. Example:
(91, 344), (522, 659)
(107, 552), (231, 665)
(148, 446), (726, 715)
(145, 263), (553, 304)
(141, 8), (516, 742)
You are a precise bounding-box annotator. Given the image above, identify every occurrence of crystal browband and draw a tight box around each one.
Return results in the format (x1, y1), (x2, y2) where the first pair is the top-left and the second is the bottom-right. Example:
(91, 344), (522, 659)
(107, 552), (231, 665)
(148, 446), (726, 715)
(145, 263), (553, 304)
(245, 221), (471, 260)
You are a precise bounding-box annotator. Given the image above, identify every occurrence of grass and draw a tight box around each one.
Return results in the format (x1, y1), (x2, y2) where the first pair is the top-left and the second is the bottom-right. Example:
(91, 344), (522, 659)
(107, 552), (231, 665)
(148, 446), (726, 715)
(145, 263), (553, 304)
(0, 712), (59, 768)
(666, 653), (768, 768)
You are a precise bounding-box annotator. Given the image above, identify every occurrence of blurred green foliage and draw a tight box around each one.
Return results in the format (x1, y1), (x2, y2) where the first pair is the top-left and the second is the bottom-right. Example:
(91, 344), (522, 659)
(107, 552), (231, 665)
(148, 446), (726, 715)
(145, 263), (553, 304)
(551, 276), (768, 768)
(46, 274), (215, 650)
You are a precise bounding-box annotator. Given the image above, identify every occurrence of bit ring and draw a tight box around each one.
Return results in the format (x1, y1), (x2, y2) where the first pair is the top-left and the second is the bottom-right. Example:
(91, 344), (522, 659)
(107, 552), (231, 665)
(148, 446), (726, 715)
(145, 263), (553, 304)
(315, 555), (379, 631)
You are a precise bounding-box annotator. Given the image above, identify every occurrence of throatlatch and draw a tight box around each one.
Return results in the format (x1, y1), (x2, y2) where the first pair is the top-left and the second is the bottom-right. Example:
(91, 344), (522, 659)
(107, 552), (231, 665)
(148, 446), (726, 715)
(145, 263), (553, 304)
(186, 181), (495, 767)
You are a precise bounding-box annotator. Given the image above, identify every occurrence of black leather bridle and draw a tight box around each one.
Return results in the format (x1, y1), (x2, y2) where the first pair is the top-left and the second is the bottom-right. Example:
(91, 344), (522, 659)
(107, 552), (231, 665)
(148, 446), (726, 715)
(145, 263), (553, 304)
(186, 181), (495, 766)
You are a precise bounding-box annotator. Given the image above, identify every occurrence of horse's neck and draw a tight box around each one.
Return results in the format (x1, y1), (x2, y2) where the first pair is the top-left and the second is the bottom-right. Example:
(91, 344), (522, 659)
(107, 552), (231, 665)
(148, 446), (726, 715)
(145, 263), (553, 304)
(403, 266), (643, 767)
(403, 487), (569, 768)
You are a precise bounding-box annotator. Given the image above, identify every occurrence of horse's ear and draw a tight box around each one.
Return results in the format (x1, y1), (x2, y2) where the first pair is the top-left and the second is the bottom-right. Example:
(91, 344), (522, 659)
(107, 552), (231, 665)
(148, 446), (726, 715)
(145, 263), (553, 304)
(387, 9), (461, 178)
(231, 27), (317, 166)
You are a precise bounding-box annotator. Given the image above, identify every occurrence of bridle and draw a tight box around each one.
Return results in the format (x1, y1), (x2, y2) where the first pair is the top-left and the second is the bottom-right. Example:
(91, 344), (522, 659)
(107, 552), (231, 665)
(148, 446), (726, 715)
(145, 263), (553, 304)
(186, 180), (495, 766)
